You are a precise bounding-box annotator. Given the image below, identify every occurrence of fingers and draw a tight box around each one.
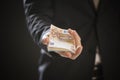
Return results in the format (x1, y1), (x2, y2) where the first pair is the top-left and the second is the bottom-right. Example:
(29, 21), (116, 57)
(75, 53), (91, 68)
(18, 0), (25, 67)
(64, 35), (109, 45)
(71, 46), (83, 60)
(56, 51), (72, 58)
(68, 29), (81, 47)
(68, 28), (81, 40)
(42, 38), (49, 45)
(56, 45), (83, 60)
(68, 28), (83, 60)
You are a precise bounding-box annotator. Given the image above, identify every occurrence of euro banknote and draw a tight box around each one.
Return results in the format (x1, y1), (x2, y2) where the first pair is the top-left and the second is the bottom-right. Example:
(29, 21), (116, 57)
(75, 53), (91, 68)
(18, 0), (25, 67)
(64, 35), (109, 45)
(47, 25), (76, 53)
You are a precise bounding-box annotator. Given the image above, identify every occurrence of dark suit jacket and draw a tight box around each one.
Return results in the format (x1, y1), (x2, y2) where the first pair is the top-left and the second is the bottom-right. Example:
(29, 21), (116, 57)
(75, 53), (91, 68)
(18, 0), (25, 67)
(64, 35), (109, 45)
(23, 0), (120, 80)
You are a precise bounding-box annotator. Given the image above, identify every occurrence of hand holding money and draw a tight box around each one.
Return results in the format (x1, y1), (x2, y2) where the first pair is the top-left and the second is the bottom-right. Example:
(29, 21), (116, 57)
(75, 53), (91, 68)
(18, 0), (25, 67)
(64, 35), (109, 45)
(42, 25), (83, 60)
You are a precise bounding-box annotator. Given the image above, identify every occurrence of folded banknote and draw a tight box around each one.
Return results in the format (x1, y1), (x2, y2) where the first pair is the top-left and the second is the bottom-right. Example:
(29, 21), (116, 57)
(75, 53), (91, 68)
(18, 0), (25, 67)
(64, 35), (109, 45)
(47, 25), (76, 53)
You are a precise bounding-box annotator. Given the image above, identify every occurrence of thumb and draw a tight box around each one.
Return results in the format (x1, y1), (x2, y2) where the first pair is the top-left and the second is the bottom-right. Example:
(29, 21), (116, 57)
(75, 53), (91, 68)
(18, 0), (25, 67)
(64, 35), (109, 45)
(42, 38), (49, 45)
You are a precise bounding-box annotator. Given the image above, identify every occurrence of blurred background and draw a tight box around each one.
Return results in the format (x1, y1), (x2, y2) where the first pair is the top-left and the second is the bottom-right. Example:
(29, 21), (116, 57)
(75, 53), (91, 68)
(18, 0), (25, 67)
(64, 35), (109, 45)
(1, 0), (40, 80)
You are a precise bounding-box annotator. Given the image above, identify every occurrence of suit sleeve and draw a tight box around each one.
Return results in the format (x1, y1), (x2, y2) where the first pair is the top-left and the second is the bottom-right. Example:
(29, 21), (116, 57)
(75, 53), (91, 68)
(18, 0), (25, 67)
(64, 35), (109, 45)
(23, 0), (54, 56)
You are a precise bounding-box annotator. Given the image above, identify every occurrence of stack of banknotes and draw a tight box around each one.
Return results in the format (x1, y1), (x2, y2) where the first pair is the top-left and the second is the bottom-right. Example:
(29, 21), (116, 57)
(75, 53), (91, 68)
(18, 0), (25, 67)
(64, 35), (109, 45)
(47, 25), (76, 53)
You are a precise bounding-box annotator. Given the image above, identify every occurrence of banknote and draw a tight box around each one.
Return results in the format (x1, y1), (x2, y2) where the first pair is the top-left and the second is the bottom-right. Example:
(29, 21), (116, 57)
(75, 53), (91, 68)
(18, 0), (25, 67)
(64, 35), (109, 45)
(47, 25), (76, 53)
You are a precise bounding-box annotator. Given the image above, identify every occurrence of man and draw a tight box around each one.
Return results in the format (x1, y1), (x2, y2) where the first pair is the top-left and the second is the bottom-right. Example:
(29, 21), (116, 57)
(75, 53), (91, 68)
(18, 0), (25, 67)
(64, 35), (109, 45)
(23, 0), (120, 80)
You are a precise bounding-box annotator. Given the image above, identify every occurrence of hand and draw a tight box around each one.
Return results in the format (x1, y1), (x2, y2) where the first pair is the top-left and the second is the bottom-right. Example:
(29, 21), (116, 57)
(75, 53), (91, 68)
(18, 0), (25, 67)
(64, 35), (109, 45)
(42, 36), (49, 45)
(42, 28), (83, 60)
(56, 29), (83, 60)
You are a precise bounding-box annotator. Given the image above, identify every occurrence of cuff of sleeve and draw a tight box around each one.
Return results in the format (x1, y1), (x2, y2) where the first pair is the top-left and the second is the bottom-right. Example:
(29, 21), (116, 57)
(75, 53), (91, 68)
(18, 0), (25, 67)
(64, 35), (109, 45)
(38, 27), (52, 57)
(41, 29), (50, 40)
